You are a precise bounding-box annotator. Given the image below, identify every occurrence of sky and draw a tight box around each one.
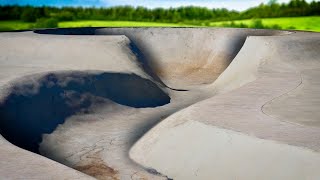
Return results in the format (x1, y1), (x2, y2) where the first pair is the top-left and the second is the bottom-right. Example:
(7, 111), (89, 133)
(0, 0), (316, 11)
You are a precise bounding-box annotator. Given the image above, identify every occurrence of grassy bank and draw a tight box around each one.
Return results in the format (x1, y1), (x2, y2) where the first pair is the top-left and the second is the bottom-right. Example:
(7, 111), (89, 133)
(59, 20), (192, 28)
(0, 16), (319, 32)
(209, 16), (320, 32)
(0, 20), (33, 31)
(0, 20), (192, 31)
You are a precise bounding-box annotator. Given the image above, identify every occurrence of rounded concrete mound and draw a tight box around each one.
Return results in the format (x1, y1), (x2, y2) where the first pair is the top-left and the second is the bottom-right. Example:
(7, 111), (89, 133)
(0, 28), (319, 180)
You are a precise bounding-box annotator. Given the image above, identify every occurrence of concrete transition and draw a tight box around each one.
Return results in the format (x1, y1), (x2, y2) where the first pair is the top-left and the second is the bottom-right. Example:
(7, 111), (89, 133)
(0, 28), (319, 180)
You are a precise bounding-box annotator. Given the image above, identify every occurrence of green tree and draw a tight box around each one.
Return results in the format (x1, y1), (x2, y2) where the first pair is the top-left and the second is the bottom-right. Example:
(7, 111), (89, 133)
(20, 7), (44, 22)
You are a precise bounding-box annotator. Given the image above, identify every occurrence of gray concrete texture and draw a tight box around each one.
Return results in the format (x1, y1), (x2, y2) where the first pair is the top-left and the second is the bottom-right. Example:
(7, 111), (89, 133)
(0, 28), (319, 179)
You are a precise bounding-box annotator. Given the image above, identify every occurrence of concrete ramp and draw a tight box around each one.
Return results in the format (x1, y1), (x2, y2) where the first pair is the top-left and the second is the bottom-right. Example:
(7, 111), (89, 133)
(130, 32), (320, 180)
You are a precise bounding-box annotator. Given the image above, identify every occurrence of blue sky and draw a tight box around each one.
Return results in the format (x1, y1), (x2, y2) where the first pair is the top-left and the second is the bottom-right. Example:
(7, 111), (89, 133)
(0, 0), (315, 11)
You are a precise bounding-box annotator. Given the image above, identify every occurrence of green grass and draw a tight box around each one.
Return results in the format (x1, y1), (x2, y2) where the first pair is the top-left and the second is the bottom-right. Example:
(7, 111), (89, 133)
(209, 16), (320, 32)
(59, 20), (193, 28)
(1, 17), (320, 32)
(0, 20), (33, 31)
(0, 20), (192, 31)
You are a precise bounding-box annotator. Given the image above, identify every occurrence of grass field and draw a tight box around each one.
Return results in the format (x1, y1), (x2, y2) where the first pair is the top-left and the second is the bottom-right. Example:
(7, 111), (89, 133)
(0, 16), (319, 32)
(59, 20), (192, 28)
(209, 16), (320, 32)
(0, 20), (190, 31)
(0, 21), (33, 31)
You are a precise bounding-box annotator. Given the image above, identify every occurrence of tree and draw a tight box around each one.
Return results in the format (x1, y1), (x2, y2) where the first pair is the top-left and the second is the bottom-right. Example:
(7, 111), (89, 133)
(20, 7), (44, 22)
(268, 0), (278, 6)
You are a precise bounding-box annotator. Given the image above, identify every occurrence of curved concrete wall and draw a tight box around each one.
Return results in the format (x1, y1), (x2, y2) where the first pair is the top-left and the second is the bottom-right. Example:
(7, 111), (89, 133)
(36, 28), (289, 89)
(96, 28), (289, 89)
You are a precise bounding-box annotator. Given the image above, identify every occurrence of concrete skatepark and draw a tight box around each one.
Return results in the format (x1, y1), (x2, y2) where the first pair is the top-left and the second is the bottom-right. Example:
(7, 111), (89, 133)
(0, 27), (319, 179)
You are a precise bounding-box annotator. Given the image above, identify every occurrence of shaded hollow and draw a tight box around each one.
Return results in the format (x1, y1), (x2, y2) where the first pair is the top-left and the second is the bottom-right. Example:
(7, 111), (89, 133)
(0, 71), (170, 153)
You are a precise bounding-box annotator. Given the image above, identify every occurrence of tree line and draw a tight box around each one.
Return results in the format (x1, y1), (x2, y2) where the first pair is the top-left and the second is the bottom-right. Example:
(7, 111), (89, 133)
(0, 0), (319, 24)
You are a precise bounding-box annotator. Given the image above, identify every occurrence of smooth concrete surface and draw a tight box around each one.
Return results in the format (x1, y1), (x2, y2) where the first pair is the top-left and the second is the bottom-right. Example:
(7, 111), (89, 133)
(131, 120), (320, 180)
(0, 28), (319, 180)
